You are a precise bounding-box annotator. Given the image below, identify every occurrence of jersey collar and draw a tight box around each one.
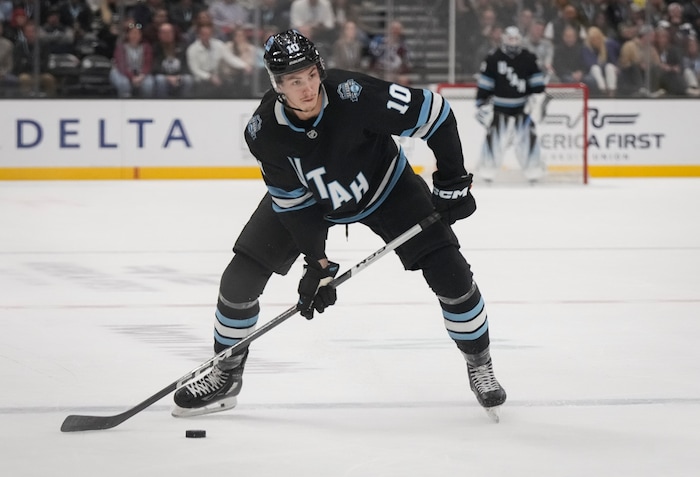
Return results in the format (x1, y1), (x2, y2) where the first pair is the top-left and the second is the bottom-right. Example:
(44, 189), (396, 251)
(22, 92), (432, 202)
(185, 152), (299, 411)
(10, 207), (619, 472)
(275, 85), (329, 132)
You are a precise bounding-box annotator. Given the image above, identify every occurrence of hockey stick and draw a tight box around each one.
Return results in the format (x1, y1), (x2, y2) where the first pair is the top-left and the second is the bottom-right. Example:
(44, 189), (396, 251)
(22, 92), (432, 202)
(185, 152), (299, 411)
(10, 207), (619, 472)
(60, 211), (441, 432)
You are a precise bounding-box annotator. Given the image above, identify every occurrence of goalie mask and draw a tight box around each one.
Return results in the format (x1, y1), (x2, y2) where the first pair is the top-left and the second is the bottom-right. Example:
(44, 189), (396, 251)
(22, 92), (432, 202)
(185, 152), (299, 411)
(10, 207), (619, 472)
(501, 26), (523, 57)
(263, 29), (327, 94)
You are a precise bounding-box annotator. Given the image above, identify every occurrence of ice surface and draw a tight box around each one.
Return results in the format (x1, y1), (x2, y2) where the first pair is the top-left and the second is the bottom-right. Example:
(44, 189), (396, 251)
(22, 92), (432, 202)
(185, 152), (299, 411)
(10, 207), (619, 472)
(1, 178), (699, 476)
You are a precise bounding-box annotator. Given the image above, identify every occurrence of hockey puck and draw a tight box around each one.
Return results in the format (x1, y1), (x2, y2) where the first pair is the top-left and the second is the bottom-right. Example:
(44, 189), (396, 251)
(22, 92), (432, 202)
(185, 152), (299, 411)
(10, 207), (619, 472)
(185, 429), (206, 438)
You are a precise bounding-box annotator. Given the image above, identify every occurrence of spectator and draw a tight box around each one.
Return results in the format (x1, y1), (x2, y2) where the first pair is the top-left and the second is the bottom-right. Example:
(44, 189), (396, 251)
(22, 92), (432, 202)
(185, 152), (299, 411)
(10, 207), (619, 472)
(578, 0), (603, 28)
(132, 0), (164, 30)
(605, 0), (633, 39)
(617, 24), (662, 97)
(663, 3), (694, 48)
(591, 9), (615, 39)
(454, 0), (480, 73)
(0, 21), (18, 94)
(546, 3), (586, 45)
(98, 0), (119, 28)
(186, 22), (250, 98)
(10, 1), (43, 26)
(6, 8), (29, 43)
(552, 25), (586, 83)
(683, 0), (700, 39)
(0, 0), (13, 26)
(331, 0), (362, 30)
(331, 0), (369, 50)
(13, 22), (57, 97)
(682, 34), (700, 93)
(58, 0), (94, 34)
(655, 26), (693, 96)
(169, 0), (204, 36)
(95, 0), (124, 57)
(182, 10), (213, 46)
(368, 20), (412, 85)
(221, 27), (265, 97)
(209, 0), (250, 40)
(644, 0), (666, 27)
(109, 21), (155, 97)
(153, 21), (193, 98)
(582, 26), (619, 96)
(524, 0), (557, 23)
(331, 19), (363, 71)
(497, 0), (520, 28)
(39, 8), (75, 54)
(142, 7), (170, 45)
(289, 0), (336, 51)
(259, 0), (291, 33)
(471, 6), (498, 68)
(523, 18), (556, 82)
(516, 8), (534, 37)
(474, 24), (504, 75)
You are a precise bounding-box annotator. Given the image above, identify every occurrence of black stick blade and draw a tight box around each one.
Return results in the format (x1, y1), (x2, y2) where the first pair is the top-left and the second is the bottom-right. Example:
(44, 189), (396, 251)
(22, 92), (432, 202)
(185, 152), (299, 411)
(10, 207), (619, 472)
(61, 413), (129, 432)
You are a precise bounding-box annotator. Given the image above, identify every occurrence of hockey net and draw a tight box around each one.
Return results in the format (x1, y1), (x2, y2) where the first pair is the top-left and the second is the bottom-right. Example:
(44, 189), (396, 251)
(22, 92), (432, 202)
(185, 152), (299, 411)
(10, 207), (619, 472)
(435, 83), (589, 185)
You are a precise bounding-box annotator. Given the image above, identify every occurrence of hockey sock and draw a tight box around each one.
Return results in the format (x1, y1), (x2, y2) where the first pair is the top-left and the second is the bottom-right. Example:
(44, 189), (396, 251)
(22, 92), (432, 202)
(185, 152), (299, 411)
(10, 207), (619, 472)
(214, 254), (272, 354)
(438, 281), (490, 355)
(214, 294), (259, 354)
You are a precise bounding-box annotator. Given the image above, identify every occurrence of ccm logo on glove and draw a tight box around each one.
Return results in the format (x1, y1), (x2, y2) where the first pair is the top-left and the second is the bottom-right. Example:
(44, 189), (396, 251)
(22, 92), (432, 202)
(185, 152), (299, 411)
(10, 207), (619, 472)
(431, 172), (477, 225)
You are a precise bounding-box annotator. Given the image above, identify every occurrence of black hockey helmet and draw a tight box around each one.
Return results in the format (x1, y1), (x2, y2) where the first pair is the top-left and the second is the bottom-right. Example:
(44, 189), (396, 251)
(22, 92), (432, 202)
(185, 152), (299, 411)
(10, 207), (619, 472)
(263, 29), (327, 92)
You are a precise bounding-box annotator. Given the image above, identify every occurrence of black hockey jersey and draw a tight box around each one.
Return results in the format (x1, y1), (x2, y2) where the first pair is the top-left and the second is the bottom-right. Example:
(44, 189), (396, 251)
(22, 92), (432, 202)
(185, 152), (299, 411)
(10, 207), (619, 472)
(244, 69), (467, 260)
(476, 48), (545, 114)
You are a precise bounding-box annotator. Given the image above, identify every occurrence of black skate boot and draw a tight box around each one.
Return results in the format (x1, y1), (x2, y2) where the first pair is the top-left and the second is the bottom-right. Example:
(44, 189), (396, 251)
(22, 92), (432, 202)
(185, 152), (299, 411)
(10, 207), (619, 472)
(171, 350), (248, 418)
(464, 348), (506, 422)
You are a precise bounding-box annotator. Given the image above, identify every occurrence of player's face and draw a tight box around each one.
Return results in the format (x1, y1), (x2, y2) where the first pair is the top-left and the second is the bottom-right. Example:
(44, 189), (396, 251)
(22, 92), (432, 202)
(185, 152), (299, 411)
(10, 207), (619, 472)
(279, 65), (322, 119)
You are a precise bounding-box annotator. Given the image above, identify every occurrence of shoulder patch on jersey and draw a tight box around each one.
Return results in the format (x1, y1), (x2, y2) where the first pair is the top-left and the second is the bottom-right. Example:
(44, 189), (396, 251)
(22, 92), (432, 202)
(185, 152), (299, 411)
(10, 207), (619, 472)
(337, 79), (362, 102)
(247, 114), (262, 140)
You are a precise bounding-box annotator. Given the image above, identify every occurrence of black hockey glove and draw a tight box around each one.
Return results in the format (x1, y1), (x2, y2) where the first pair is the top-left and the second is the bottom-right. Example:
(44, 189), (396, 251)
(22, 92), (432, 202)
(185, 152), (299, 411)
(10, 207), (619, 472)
(297, 258), (340, 320)
(432, 172), (477, 225)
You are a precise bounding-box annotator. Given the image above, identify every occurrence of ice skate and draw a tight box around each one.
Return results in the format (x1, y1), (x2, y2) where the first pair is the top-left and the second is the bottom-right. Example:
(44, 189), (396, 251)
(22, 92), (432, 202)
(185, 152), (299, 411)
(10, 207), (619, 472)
(464, 348), (506, 422)
(172, 351), (248, 418)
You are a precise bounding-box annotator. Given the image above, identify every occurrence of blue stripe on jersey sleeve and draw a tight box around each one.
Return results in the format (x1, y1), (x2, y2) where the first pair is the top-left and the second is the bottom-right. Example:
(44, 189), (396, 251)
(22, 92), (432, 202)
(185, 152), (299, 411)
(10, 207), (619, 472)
(528, 72), (546, 88)
(423, 100), (451, 141)
(399, 89), (433, 137)
(267, 185), (317, 212)
(271, 196), (317, 213)
(477, 75), (495, 91)
(267, 185), (308, 199)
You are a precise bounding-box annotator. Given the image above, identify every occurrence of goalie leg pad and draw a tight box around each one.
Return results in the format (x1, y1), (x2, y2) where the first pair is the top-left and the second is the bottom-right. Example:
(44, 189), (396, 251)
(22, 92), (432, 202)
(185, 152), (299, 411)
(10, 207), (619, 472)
(477, 113), (511, 181)
(513, 115), (546, 181)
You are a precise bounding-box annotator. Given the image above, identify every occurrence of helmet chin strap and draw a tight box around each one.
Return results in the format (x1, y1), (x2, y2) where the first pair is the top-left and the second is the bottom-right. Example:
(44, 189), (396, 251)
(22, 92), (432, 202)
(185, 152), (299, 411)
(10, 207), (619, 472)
(277, 95), (304, 112)
(277, 84), (324, 114)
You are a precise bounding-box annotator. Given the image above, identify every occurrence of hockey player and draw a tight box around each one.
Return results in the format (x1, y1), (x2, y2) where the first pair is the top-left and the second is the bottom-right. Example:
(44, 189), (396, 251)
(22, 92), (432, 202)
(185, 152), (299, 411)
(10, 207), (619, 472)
(172, 30), (506, 420)
(475, 26), (548, 182)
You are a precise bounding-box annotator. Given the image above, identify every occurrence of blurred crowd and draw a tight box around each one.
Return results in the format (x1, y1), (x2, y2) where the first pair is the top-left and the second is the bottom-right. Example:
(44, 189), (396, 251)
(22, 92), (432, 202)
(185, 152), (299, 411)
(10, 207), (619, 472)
(454, 0), (700, 97)
(1, 0), (700, 98)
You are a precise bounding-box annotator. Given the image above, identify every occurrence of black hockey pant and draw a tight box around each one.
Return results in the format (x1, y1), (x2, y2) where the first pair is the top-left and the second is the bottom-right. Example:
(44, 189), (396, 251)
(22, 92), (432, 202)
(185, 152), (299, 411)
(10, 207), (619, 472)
(214, 169), (491, 356)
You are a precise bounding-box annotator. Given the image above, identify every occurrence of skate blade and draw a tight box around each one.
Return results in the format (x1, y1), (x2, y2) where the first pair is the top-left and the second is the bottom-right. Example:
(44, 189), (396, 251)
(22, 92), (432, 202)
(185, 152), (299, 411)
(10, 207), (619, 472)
(171, 396), (238, 418)
(484, 405), (501, 423)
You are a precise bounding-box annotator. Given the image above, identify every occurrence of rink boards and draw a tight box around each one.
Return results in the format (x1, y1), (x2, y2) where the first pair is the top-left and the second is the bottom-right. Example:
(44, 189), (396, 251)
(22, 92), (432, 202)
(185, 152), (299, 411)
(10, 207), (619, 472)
(0, 98), (699, 180)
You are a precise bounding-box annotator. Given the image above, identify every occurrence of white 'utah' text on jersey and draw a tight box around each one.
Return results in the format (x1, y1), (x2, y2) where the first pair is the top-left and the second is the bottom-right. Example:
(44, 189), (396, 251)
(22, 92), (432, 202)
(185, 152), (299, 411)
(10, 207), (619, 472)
(244, 69), (467, 259)
(476, 48), (545, 114)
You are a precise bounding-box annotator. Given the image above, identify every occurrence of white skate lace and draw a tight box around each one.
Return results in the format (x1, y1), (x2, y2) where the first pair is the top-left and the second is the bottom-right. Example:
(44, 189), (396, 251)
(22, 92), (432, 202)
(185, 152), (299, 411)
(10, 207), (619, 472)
(186, 366), (230, 398)
(469, 362), (501, 394)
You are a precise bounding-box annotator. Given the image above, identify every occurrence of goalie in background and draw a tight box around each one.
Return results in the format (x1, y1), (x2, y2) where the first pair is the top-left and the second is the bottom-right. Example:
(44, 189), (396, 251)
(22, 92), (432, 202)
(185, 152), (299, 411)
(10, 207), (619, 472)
(475, 26), (548, 183)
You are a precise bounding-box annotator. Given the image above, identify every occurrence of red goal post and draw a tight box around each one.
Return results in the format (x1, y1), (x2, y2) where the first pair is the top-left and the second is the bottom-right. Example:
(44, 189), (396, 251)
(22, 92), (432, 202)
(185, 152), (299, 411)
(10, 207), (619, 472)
(435, 83), (589, 184)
